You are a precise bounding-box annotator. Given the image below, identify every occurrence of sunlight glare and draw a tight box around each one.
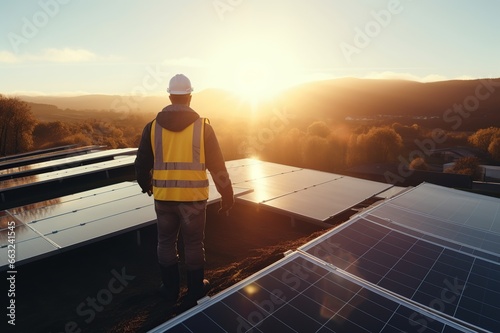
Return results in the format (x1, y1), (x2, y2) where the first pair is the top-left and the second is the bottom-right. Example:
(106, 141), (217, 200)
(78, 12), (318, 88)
(236, 60), (274, 102)
(208, 40), (302, 106)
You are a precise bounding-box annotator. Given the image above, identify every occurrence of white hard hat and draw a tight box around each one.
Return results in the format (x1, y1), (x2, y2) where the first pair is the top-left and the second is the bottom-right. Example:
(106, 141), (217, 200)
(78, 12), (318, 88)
(167, 74), (193, 95)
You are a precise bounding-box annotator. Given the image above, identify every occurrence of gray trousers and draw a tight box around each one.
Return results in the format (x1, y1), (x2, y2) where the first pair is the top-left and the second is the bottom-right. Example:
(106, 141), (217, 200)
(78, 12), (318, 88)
(155, 200), (207, 271)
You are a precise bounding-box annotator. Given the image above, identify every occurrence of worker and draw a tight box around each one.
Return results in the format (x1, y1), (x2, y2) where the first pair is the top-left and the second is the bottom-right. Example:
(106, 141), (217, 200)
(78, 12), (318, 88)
(134, 74), (234, 310)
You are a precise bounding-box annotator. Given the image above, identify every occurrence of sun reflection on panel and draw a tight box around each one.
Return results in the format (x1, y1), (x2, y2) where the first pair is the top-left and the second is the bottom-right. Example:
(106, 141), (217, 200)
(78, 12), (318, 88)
(242, 284), (260, 296)
(247, 163), (271, 203)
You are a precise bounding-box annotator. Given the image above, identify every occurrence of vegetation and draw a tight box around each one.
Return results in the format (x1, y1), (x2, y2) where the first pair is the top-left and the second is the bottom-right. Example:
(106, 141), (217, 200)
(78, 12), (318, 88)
(0, 95), (37, 156)
(1, 93), (499, 180)
(468, 127), (500, 162)
(0, 95), (152, 155)
(444, 157), (483, 180)
(409, 157), (429, 171)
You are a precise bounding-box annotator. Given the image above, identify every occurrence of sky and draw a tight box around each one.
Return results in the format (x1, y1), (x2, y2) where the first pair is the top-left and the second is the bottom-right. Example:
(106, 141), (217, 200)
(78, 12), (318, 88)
(1, 0), (499, 98)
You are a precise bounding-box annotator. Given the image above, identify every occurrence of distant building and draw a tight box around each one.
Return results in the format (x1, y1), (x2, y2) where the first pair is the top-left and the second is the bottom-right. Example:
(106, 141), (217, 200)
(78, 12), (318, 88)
(428, 146), (493, 164)
(444, 163), (500, 183)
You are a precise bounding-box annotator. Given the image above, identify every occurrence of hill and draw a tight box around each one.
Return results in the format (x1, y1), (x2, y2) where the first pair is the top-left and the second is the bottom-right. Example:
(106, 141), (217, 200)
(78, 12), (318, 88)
(15, 77), (500, 129)
(277, 77), (500, 118)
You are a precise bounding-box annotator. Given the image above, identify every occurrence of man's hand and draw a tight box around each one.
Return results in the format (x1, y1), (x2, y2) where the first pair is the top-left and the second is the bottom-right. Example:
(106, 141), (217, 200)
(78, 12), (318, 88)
(142, 188), (152, 197)
(218, 196), (234, 215)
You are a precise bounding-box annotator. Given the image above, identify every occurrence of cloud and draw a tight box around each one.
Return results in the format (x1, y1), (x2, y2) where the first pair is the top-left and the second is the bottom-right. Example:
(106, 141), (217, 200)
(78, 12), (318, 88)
(0, 51), (20, 63)
(0, 48), (120, 63)
(35, 48), (97, 62)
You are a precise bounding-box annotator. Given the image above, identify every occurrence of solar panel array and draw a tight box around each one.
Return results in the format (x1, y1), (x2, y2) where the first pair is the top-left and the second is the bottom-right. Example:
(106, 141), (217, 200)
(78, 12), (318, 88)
(6, 151), (492, 332)
(0, 156), (402, 272)
(0, 182), (252, 269)
(151, 182), (500, 333)
(0, 182), (154, 268)
(0, 148), (139, 210)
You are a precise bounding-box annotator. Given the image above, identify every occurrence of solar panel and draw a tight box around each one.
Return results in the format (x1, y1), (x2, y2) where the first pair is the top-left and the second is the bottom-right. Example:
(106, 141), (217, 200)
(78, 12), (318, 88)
(224, 158), (262, 168)
(234, 169), (342, 204)
(0, 145), (104, 169)
(0, 155), (136, 191)
(257, 177), (391, 222)
(12, 183), (143, 225)
(151, 252), (474, 333)
(224, 159), (392, 224)
(0, 148), (137, 179)
(368, 183), (500, 257)
(0, 236), (59, 266)
(0, 211), (59, 267)
(300, 217), (500, 332)
(376, 183), (500, 231)
(224, 159), (302, 184)
(0, 144), (77, 163)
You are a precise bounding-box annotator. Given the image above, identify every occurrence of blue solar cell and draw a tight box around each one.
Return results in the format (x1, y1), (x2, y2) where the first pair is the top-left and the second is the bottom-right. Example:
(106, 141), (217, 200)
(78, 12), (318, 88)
(386, 305), (448, 333)
(393, 257), (426, 277)
(301, 217), (500, 332)
(183, 309), (229, 332)
(153, 252), (473, 333)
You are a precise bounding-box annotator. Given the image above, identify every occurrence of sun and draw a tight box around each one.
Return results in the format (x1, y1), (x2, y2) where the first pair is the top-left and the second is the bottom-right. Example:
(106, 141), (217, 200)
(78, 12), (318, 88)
(234, 59), (279, 103)
(207, 41), (302, 107)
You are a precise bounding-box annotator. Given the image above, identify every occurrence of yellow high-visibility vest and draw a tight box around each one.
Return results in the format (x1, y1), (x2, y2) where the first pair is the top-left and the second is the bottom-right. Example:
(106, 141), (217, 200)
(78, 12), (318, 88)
(150, 117), (209, 201)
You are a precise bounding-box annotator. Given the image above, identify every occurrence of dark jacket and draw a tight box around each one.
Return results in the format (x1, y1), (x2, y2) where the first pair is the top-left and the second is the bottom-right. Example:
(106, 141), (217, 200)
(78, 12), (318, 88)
(134, 104), (233, 202)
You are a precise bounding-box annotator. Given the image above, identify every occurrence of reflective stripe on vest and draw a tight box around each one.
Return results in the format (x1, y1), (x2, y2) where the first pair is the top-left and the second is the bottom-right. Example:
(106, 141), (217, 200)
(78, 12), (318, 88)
(151, 118), (209, 201)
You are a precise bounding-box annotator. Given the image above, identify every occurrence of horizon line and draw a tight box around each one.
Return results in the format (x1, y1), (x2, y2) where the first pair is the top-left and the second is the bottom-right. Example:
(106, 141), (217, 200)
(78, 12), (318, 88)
(3, 75), (499, 98)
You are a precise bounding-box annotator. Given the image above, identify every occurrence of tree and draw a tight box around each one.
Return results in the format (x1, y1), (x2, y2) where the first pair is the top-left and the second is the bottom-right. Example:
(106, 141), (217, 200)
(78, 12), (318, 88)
(392, 123), (420, 140)
(307, 121), (330, 138)
(488, 137), (500, 162)
(409, 157), (429, 171)
(349, 127), (403, 165)
(303, 135), (330, 170)
(327, 133), (348, 172)
(468, 127), (500, 151)
(281, 128), (306, 166)
(32, 121), (72, 148)
(0, 95), (37, 156)
(444, 156), (482, 180)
